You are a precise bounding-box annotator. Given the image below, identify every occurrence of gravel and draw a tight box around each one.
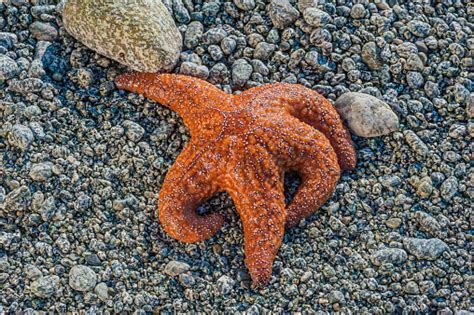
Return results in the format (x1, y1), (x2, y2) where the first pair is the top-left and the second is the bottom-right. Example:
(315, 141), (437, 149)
(0, 0), (471, 313)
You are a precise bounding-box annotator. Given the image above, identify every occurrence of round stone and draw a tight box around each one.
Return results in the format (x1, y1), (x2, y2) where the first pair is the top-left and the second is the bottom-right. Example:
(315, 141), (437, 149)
(122, 120), (145, 142)
(69, 265), (97, 292)
(234, 0), (255, 11)
(0, 54), (19, 81)
(268, 0), (300, 29)
(29, 162), (54, 182)
(30, 275), (59, 298)
(303, 8), (332, 27)
(164, 261), (190, 276)
(63, 0), (182, 72)
(8, 124), (34, 150)
(232, 58), (253, 86)
(334, 92), (399, 137)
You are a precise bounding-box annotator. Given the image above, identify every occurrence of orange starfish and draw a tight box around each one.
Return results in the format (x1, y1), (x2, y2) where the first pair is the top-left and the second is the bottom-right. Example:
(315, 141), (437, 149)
(115, 73), (356, 286)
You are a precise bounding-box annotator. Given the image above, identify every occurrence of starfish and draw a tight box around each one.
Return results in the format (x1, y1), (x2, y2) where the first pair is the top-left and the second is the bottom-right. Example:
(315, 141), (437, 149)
(115, 73), (356, 286)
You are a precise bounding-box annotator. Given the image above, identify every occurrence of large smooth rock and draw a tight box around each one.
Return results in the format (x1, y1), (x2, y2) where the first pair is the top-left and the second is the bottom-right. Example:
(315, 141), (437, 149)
(63, 0), (182, 72)
(334, 92), (399, 137)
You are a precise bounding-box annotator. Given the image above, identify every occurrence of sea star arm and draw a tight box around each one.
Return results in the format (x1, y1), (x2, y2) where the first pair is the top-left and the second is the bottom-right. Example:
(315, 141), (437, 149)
(239, 84), (356, 171)
(115, 73), (230, 135)
(259, 114), (341, 228)
(158, 142), (224, 243)
(225, 145), (286, 287)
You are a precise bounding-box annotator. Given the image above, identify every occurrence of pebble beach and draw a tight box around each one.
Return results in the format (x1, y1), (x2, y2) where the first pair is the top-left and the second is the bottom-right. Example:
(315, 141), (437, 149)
(0, 0), (472, 313)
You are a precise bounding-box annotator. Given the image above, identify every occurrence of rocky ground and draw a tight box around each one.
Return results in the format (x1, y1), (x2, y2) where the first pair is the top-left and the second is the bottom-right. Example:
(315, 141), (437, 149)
(0, 0), (473, 313)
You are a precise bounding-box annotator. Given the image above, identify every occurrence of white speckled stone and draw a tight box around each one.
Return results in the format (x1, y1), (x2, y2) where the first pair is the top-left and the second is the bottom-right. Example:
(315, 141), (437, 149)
(334, 92), (399, 138)
(62, 0), (182, 72)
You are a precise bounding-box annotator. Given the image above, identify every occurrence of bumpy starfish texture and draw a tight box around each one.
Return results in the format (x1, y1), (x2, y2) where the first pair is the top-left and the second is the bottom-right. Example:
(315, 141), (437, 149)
(115, 73), (356, 286)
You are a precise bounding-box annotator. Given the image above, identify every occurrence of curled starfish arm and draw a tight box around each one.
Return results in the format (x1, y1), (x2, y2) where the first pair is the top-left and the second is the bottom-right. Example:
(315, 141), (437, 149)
(263, 116), (341, 227)
(115, 73), (230, 133)
(158, 144), (224, 243)
(239, 84), (356, 170)
(226, 148), (286, 287)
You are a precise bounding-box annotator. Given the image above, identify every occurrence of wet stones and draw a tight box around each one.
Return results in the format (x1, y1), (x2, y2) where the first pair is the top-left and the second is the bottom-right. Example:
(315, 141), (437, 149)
(179, 62), (209, 79)
(361, 42), (382, 70)
(8, 124), (34, 150)
(29, 162), (53, 182)
(268, 0), (300, 29)
(403, 237), (449, 260)
(407, 20), (431, 37)
(122, 120), (145, 142)
(164, 261), (190, 276)
(370, 248), (408, 266)
(29, 21), (58, 41)
(184, 21), (203, 49)
(440, 176), (459, 201)
(232, 58), (252, 86)
(69, 265), (97, 292)
(303, 8), (332, 27)
(403, 130), (429, 157)
(30, 275), (60, 298)
(234, 0), (255, 11)
(0, 54), (19, 81)
(62, 0), (182, 72)
(334, 92), (399, 137)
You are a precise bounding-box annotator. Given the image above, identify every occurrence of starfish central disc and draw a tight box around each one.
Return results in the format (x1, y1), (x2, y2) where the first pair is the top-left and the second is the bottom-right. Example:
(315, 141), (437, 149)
(115, 73), (356, 286)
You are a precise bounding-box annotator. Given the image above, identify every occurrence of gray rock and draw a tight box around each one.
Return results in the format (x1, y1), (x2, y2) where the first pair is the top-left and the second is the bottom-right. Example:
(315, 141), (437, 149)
(164, 261), (190, 276)
(407, 20), (431, 37)
(179, 62), (209, 80)
(361, 42), (382, 70)
(0, 32), (18, 50)
(232, 58), (252, 86)
(63, 0), (182, 72)
(467, 93), (474, 117)
(440, 176), (459, 201)
(122, 120), (145, 142)
(69, 265), (97, 292)
(297, 0), (318, 13)
(396, 42), (418, 58)
(215, 275), (234, 295)
(29, 162), (53, 182)
(29, 22), (58, 41)
(253, 42), (275, 60)
(403, 237), (449, 260)
(221, 37), (237, 55)
(334, 92), (399, 137)
(415, 211), (441, 236)
(403, 130), (429, 157)
(328, 290), (345, 304)
(184, 21), (203, 49)
(415, 177), (433, 198)
(30, 275), (59, 298)
(305, 51), (335, 72)
(0, 55), (19, 81)
(8, 78), (44, 94)
(303, 8), (331, 27)
(95, 282), (109, 302)
(234, 0), (255, 11)
(350, 4), (366, 19)
(404, 281), (420, 294)
(24, 265), (42, 280)
(268, 0), (300, 29)
(208, 45), (224, 61)
(8, 124), (34, 150)
(370, 248), (408, 266)
(406, 71), (424, 88)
